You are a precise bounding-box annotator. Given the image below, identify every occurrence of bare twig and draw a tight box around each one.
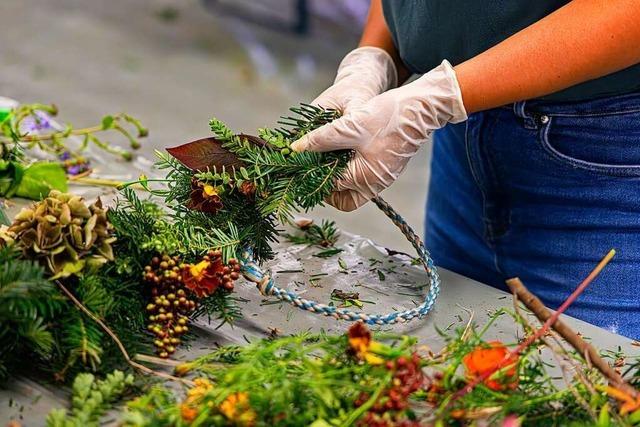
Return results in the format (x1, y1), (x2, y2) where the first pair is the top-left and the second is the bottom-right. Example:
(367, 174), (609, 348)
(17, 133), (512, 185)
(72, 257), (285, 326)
(511, 289), (596, 417)
(55, 280), (194, 386)
(447, 249), (617, 404)
(506, 276), (637, 398)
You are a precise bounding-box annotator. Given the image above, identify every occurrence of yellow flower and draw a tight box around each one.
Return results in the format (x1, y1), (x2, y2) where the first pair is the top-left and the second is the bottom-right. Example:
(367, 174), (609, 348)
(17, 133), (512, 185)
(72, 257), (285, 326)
(189, 260), (210, 281)
(219, 392), (256, 426)
(202, 184), (218, 197)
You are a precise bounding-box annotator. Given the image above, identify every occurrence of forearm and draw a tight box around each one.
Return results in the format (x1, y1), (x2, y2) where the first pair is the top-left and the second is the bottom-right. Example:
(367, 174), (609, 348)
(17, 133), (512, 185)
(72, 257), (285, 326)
(455, 0), (640, 113)
(358, 0), (411, 83)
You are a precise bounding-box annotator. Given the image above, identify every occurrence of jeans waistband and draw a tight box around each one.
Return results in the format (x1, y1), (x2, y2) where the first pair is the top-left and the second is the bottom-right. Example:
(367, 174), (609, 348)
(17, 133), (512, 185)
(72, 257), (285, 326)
(504, 90), (640, 119)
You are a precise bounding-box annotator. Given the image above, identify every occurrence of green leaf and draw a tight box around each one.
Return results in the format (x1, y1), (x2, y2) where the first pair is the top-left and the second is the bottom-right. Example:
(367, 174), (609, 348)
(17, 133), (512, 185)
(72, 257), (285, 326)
(15, 162), (68, 200)
(0, 160), (24, 197)
(597, 404), (610, 427)
(101, 115), (114, 130)
(240, 167), (249, 180)
(377, 270), (386, 281)
(313, 248), (343, 258)
(51, 259), (86, 279)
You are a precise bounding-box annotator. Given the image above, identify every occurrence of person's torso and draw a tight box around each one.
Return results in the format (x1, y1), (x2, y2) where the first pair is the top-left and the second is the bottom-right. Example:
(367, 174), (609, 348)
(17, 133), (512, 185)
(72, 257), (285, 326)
(381, 0), (640, 101)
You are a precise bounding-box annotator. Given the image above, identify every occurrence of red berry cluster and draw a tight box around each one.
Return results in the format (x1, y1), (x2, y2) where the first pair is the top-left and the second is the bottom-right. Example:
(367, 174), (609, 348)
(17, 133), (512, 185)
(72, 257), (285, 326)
(144, 255), (196, 358)
(356, 354), (427, 427)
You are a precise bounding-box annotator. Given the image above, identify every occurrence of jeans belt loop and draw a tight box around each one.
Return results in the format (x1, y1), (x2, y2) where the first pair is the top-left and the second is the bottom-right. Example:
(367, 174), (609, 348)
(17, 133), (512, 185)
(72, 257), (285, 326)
(513, 101), (538, 130)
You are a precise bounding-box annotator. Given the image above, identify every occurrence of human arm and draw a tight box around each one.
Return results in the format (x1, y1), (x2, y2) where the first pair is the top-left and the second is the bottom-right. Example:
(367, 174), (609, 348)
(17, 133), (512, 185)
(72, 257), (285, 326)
(456, 0), (640, 113)
(295, 0), (640, 211)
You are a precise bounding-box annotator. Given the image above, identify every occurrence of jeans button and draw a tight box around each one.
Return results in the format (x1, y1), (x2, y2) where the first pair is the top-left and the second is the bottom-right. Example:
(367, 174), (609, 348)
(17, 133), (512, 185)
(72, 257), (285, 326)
(539, 114), (549, 124)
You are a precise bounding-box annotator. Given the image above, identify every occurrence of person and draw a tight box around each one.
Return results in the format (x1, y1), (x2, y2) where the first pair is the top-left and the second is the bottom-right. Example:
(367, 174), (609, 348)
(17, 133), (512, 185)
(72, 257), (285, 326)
(291, 0), (640, 339)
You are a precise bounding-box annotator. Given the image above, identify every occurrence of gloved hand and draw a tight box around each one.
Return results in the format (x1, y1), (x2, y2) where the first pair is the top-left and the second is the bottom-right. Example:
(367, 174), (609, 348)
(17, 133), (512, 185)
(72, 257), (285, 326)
(291, 60), (467, 212)
(311, 46), (398, 114)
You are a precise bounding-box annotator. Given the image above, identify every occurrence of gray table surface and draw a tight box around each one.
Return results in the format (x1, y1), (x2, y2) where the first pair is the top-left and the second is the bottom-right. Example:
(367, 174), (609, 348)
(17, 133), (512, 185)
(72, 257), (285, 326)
(1, 189), (637, 425)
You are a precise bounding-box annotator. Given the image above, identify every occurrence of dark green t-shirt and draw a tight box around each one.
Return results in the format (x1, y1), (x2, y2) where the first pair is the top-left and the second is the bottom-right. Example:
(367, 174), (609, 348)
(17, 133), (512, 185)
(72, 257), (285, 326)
(382, 1), (640, 101)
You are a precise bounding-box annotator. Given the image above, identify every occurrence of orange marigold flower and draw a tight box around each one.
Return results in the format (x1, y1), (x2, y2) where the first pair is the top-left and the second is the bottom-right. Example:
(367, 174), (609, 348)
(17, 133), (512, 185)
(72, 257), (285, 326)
(180, 404), (198, 423)
(219, 392), (256, 426)
(462, 341), (518, 391)
(347, 322), (384, 365)
(182, 258), (224, 298)
(180, 378), (213, 422)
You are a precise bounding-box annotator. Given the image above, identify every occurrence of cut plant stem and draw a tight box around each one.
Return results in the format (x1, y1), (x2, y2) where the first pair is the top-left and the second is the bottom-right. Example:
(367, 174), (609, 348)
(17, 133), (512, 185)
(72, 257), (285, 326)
(55, 280), (193, 386)
(70, 175), (145, 190)
(506, 276), (638, 398)
(447, 249), (616, 405)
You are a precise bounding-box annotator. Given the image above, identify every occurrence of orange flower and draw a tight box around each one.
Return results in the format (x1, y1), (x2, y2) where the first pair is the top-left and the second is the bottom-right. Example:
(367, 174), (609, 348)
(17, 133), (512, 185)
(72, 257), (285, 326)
(347, 322), (384, 365)
(180, 405), (198, 423)
(182, 258), (224, 298)
(604, 386), (640, 415)
(180, 378), (213, 423)
(462, 341), (518, 391)
(219, 392), (256, 426)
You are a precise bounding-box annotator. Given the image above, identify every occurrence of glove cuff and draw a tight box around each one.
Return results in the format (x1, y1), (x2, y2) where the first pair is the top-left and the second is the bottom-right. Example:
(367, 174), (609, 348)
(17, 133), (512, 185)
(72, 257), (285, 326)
(410, 60), (468, 126)
(439, 60), (468, 124)
(335, 46), (398, 92)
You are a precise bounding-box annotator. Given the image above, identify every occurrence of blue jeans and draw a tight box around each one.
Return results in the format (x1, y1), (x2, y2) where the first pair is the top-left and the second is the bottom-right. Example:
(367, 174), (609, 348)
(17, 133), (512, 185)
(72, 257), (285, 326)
(425, 92), (640, 339)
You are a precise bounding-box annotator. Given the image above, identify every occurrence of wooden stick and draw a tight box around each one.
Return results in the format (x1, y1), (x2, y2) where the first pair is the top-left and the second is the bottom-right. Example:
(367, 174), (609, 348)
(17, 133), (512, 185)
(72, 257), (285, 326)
(447, 249), (617, 404)
(506, 276), (638, 398)
(55, 280), (193, 386)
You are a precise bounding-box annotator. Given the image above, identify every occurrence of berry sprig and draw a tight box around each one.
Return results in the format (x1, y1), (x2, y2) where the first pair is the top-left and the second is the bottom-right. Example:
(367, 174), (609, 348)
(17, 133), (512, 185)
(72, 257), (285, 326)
(356, 353), (428, 427)
(143, 251), (241, 358)
(144, 255), (196, 358)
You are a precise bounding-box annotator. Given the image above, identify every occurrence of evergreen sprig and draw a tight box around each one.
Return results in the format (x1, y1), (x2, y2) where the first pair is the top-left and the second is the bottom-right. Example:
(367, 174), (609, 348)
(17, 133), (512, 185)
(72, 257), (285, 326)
(0, 248), (63, 380)
(285, 219), (340, 248)
(151, 104), (349, 263)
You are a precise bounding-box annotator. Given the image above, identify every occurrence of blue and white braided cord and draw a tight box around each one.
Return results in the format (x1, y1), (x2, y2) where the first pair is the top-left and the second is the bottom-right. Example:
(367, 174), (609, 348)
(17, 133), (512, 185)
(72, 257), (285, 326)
(239, 196), (440, 325)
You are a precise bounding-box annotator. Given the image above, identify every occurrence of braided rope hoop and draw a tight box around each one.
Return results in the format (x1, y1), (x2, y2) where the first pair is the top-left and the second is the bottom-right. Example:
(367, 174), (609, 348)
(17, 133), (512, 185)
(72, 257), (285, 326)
(239, 196), (440, 325)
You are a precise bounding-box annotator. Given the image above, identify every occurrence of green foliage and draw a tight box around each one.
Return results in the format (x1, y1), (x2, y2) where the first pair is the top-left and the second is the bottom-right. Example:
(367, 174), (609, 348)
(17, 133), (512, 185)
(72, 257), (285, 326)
(0, 103), (147, 200)
(121, 331), (415, 427)
(285, 219), (340, 248)
(424, 310), (628, 426)
(0, 248), (63, 380)
(150, 104), (349, 263)
(108, 188), (241, 327)
(46, 370), (135, 427)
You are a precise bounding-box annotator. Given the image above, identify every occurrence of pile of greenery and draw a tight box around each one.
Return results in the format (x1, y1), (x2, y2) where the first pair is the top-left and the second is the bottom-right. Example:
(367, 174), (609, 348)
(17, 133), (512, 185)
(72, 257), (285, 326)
(0, 103), (351, 381)
(45, 315), (640, 426)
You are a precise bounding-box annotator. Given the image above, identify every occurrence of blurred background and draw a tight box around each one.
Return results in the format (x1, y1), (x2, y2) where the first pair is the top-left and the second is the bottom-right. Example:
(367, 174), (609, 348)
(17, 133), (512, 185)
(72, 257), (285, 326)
(0, 0), (431, 252)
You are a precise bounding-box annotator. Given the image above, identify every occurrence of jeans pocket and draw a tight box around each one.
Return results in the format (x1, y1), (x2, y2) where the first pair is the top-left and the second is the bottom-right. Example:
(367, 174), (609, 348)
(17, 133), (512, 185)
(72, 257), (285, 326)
(538, 108), (640, 177)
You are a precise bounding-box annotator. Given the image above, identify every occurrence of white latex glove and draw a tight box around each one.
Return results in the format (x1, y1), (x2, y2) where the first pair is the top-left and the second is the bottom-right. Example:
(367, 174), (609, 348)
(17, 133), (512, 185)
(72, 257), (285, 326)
(311, 46), (398, 114)
(291, 60), (467, 212)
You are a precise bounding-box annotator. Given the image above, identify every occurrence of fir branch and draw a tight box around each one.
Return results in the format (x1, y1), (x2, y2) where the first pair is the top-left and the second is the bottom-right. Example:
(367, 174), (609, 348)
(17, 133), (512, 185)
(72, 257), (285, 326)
(285, 219), (340, 248)
(0, 248), (62, 380)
